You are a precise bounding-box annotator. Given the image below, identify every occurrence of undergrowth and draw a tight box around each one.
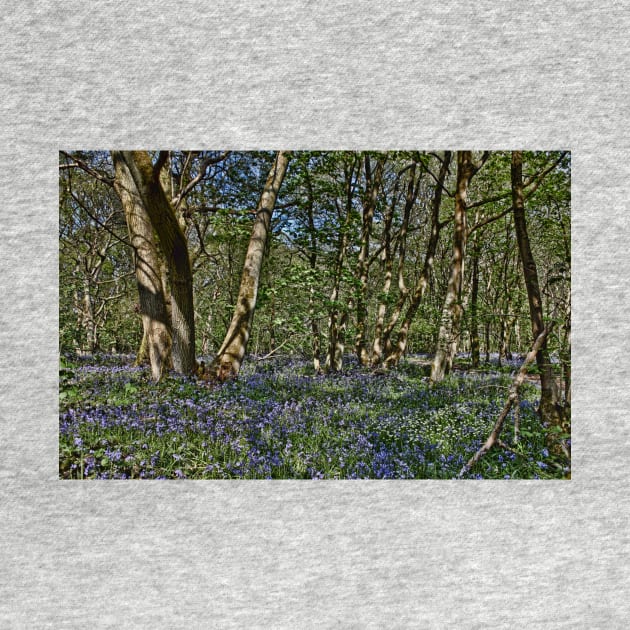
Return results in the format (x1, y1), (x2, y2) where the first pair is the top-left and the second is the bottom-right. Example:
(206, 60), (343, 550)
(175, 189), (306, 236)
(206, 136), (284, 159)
(59, 354), (569, 479)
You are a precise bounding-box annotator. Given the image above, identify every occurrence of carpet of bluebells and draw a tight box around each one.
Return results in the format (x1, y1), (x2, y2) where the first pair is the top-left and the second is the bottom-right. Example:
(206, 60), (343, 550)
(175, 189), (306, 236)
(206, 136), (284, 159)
(59, 353), (568, 480)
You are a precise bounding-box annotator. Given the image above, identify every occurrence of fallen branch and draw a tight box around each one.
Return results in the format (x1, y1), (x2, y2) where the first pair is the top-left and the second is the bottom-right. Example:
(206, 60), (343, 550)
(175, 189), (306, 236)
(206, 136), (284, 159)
(254, 337), (292, 362)
(458, 323), (553, 478)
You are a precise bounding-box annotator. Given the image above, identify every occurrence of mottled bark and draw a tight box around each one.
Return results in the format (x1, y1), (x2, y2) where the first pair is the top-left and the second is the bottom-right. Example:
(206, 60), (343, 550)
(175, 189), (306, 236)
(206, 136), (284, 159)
(114, 151), (195, 374)
(325, 157), (359, 373)
(305, 166), (322, 373)
(134, 328), (149, 367)
(355, 155), (386, 366)
(370, 170), (399, 366)
(210, 151), (290, 379)
(82, 276), (97, 352)
(469, 242), (481, 368)
(511, 151), (563, 436)
(431, 151), (485, 383)
(112, 153), (172, 381)
(381, 165), (417, 359)
(561, 309), (571, 407)
(372, 164), (418, 366)
(385, 152), (451, 367)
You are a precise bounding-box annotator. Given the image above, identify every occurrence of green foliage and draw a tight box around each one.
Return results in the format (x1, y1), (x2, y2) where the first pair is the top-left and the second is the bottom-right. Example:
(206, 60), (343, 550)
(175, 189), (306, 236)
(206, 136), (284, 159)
(59, 150), (570, 371)
(59, 355), (568, 479)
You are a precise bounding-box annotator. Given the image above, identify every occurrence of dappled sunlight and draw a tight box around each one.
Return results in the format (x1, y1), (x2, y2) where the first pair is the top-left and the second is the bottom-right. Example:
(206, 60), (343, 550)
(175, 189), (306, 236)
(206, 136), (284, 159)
(59, 354), (565, 480)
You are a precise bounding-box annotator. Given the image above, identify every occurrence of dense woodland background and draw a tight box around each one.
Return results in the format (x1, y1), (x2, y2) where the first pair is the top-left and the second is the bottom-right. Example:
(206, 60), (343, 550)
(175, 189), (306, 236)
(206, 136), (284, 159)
(59, 151), (569, 366)
(59, 150), (570, 478)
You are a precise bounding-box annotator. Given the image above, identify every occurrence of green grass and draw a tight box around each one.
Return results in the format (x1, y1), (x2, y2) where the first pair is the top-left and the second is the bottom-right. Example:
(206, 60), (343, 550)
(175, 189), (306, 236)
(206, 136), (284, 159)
(59, 354), (570, 479)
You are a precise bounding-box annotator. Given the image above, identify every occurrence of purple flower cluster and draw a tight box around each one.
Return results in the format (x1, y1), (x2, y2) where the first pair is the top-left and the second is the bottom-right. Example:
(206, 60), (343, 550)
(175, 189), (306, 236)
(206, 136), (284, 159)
(59, 355), (564, 480)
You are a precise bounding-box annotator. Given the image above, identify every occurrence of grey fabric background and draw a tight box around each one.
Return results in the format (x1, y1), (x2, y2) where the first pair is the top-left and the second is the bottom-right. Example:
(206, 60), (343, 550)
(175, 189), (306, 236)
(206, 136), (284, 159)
(1, 1), (628, 627)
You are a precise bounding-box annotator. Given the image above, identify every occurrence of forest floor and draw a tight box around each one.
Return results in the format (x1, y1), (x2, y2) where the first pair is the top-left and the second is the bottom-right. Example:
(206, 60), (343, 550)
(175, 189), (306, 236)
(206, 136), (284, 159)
(59, 353), (569, 480)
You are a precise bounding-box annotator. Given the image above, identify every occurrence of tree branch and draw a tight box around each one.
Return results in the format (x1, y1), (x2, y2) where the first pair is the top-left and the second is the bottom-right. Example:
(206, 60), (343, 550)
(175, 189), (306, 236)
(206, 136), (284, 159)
(467, 151), (568, 210)
(59, 151), (114, 186)
(172, 151), (231, 208)
(152, 151), (170, 181)
(66, 188), (133, 249)
(458, 322), (554, 478)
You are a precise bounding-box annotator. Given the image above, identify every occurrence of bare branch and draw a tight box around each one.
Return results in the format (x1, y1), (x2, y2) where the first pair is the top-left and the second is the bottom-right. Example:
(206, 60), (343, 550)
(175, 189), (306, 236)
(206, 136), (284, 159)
(59, 151), (114, 186)
(467, 207), (512, 237)
(172, 151), (231, 208)
(458, 322), (554, 478)
(66, 188), (133, 249)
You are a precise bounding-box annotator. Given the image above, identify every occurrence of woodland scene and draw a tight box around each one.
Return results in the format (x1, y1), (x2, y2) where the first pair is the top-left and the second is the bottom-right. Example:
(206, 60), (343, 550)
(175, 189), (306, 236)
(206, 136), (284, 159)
(59, 150), (571, 479)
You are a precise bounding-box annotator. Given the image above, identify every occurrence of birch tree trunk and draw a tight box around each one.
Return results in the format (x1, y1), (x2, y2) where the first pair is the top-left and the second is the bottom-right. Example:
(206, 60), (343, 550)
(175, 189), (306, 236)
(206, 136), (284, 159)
(112, 153), (172, 381)
(209, 151), (290, 379)
(114, 151), (196, 375)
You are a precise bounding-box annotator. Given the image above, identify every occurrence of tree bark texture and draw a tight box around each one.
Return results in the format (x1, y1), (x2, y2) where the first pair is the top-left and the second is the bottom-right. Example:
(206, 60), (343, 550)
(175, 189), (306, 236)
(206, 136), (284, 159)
(112, 152), (172, 381)
(210, 151), (290, 379)
(469, 233), (481, 368)
(355, 155), (386, 366)
(370, 169), (400, 365)
(385, 151), (451, 367)
(431, 151), (475, 383)
(372, 164), (419, 366)
(511, 151), (563, 434)
(381, 166), (416, 359)
(325, 157), (359, 373)
(458, 322), (553, 478)
(114, 151), (196, 375)
(305, 166), (322, 373)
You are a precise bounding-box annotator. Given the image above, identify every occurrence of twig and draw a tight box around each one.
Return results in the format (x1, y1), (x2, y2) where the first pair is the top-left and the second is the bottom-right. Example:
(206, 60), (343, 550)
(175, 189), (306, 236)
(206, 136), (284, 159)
(254, 337), (292, 361)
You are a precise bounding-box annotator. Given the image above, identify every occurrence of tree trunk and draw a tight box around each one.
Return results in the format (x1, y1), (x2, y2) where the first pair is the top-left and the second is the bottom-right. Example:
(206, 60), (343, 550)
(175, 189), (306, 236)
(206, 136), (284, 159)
(82, 276), (96, 353)
(325, 157), (359, 373)
(511, 151), (563, 437)
(114, 151), (196, 375)
(431, 151), (476, 383)
(373, 163), (420, 366)
(112, 152), (172, 381)
(134, 328), (149, 367)
(470, 237), (481, 368)
(304, 166), (322, 373)
(385, 152), (452, 367)
(381, 166), (416, 359)
(210, 151), (290, 379)
(370, 166), (403, 365)
(355, 155), (386, 366)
